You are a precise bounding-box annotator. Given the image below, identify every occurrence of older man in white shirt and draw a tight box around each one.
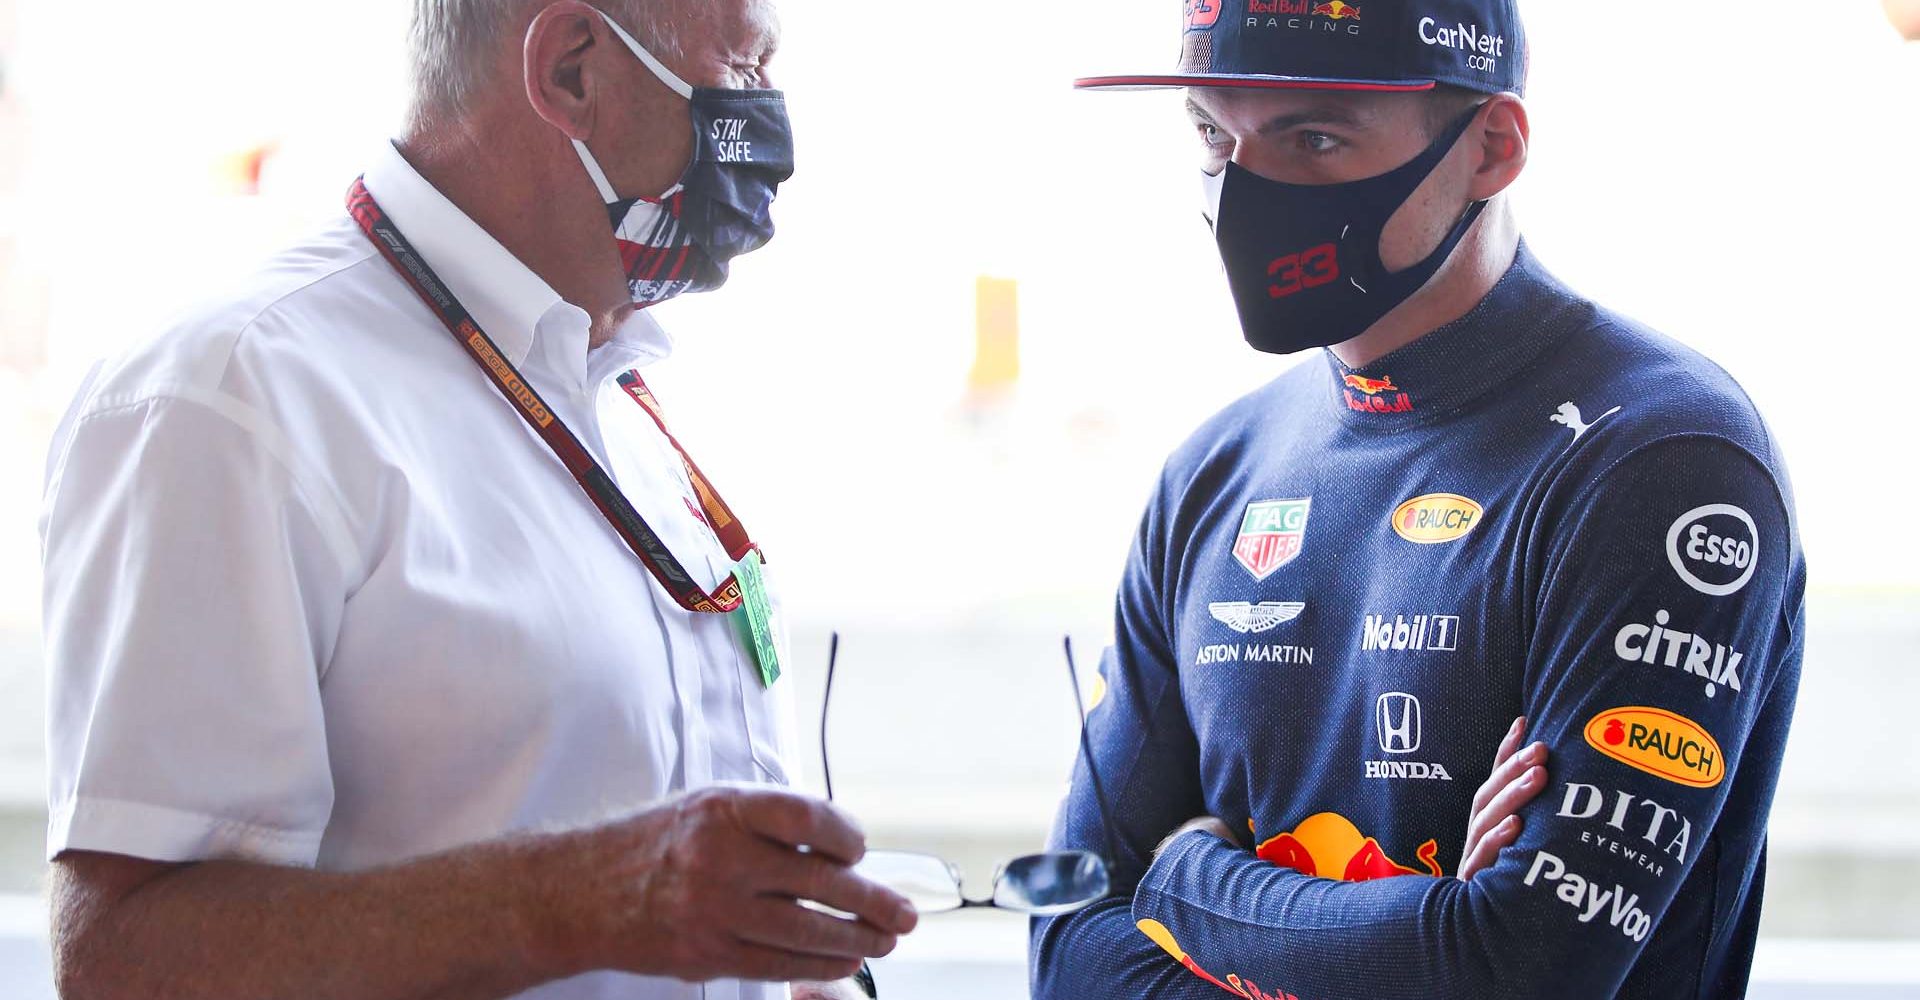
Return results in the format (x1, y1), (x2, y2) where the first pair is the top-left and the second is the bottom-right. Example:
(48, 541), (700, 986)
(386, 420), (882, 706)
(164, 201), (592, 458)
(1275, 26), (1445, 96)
(37, 2), (912, 998)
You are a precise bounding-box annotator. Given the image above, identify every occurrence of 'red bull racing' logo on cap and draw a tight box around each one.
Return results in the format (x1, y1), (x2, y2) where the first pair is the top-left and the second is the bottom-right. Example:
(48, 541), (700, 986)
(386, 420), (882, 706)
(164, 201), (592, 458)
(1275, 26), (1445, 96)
(1255, 811), (1444, 880)
(1247, 0), (1363, 34)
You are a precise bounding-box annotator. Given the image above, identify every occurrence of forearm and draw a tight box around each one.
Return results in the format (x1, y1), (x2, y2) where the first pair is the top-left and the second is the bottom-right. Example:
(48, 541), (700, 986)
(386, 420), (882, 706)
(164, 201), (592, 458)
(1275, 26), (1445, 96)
(53, 834), (579, 1000)
(1030, 898), (1226, 1000)
(1133, 832), (1554, 1000)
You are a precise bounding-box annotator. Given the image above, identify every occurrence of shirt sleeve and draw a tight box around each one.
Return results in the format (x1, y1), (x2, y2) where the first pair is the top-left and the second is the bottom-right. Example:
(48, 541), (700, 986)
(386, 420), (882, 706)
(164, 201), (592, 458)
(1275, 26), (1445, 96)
(1050, 433), (1800, 999)
(40, 389), (354, 867)
(1030, 473), (1219, 998)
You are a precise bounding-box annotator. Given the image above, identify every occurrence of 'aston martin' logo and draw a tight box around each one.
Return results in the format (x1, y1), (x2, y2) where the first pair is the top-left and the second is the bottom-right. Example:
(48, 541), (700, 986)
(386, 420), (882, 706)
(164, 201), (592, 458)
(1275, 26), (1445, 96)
(1209, 602), (1307, 634)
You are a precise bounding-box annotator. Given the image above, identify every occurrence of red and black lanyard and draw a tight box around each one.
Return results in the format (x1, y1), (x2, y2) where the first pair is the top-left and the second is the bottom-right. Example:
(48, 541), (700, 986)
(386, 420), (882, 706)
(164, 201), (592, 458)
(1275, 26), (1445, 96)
(348, 178), (756, 615)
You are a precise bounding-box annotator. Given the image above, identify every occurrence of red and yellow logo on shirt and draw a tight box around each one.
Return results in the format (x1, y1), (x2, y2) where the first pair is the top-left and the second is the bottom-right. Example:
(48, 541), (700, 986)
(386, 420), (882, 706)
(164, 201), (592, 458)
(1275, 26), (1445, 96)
(1138, 919), (1302, 1000)
(1585, 706), (1725, 788)
(1392, 494), (1483, 544)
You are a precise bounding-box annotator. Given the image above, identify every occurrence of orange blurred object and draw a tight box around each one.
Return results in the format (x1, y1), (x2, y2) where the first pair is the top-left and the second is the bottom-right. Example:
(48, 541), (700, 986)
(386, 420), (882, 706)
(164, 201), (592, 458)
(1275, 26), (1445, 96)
(215, 140), (280, 196)
(1888, 0), (1920, 40)
(969, 276), (1021, 396)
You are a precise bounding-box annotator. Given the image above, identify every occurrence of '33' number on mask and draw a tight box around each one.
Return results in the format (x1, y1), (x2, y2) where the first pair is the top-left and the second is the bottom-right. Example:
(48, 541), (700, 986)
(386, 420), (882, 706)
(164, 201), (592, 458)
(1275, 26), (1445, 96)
(1267, 244), (1340, 299)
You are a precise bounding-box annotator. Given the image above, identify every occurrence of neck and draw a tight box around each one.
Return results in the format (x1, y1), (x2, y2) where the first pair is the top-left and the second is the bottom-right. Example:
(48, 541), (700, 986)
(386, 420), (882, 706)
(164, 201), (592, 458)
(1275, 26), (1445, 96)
(397, 123), (634, 350)
(1328, 204), (1521, 370)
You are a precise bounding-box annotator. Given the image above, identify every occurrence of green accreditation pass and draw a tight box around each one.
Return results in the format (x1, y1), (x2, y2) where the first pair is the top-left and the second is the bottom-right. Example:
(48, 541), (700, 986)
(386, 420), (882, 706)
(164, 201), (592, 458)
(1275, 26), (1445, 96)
(732, 551), (782, 687)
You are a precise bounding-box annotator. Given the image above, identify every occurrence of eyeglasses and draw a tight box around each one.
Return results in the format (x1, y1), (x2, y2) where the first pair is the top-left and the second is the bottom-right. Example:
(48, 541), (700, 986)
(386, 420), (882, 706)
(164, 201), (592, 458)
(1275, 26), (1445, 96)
(820, 633), (1122, 916)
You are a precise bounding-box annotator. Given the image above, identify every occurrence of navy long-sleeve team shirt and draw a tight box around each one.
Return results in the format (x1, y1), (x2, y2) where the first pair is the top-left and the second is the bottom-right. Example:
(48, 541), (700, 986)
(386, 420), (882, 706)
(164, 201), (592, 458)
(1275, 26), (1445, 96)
(1030, 245), (1804, 1000)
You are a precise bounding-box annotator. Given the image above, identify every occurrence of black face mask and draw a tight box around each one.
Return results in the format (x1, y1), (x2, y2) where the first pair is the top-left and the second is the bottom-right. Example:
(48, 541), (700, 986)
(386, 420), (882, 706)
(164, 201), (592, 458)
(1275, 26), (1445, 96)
(576, 9), (796, 306)
(1202, 110), (1486, 356)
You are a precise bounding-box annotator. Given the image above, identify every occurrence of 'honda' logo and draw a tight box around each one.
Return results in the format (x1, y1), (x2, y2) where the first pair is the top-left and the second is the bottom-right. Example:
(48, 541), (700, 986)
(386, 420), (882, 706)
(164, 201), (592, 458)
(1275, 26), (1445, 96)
(1377, 693), (1422, 755)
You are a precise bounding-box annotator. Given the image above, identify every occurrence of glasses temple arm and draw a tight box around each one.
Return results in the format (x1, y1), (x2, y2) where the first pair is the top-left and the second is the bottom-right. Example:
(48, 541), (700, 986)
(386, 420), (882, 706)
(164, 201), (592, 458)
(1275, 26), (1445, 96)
(1064, 636), (1124, 872)
(821, 632), (838, 802)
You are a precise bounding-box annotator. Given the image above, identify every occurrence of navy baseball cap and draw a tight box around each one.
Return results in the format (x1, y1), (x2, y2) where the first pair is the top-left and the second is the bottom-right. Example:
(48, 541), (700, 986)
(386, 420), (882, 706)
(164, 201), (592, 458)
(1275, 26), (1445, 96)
(1075, 0), (1527, 96)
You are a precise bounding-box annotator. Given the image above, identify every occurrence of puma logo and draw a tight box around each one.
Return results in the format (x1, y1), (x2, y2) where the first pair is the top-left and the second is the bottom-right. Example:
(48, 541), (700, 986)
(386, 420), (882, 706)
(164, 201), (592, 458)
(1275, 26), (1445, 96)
(1551, 402), (1622, 442)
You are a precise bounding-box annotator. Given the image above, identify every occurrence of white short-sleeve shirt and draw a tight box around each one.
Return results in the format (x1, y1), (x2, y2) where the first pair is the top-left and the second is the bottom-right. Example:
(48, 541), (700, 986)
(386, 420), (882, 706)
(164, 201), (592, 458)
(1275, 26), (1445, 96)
(39, 142), (801, 1000)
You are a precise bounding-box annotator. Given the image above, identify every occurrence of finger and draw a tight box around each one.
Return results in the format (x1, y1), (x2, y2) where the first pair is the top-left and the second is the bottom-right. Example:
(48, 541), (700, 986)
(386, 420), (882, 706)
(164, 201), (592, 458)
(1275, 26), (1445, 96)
(1469, 740), (1547, 818)
(733, 789), (868, 865)
(1465, 763), (1548, 853)
(736, 896), (900, 961)
(767, 851), (917, 934)
(1458, 814), (1523, 881)
(722, 939), (865, 985)
(1469, 722), (1530, 817)
(1492, 717), (1527, 769)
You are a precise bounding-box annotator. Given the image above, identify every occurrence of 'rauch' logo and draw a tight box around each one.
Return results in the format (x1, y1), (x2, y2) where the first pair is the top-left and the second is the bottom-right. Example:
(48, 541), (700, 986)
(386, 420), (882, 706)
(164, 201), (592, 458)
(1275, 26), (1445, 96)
(1583, 707), (1725, 789)
(1233, 498), (1312, 581)
(1391, 494), (1483, 544)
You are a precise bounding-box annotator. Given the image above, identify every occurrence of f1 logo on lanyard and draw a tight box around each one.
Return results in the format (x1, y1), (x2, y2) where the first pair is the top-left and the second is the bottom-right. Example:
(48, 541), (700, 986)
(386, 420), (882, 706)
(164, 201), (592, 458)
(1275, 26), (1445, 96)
(347, 178), (781, 684)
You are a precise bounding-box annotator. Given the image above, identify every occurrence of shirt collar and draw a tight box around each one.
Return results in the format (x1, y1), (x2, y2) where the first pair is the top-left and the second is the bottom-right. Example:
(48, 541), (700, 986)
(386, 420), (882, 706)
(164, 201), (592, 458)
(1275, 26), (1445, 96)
(360, 141), (675, 384)
(1322, 242), (1587, 431)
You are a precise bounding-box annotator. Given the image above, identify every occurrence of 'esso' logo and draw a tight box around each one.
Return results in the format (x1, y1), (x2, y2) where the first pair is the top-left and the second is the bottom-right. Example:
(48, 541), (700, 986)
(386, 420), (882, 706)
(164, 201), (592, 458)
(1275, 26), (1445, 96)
(1665, 504), (1758, 597)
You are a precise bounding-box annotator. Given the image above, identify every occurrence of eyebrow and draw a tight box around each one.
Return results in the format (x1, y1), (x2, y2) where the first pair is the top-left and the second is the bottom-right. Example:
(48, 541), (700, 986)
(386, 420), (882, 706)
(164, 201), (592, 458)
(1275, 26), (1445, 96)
(1184, 97), (1369, 134)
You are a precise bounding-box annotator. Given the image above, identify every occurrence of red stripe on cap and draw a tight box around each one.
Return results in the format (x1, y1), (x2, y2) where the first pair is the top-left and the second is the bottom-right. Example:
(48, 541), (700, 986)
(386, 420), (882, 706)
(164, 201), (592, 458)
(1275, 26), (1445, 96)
(1073, 75), (1435, 92)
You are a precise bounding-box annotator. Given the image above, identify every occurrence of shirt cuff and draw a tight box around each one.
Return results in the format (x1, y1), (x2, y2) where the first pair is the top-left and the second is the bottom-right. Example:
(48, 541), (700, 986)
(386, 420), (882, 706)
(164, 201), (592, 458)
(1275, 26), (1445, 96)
(1134, 827), (1227, 914)
(48, 795), (324, 867)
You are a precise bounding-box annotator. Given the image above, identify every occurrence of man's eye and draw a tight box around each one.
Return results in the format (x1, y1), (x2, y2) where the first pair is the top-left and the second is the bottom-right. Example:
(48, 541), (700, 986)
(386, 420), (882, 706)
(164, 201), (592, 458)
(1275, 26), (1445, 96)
(1196, 123), (1235, 150)
(1301, 131), (1341, 153)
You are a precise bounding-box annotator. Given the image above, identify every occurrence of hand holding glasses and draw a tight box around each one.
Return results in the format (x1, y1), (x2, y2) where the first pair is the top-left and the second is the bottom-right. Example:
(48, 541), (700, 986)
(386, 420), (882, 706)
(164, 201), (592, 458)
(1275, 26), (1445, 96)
(820, 634), (1125, 917)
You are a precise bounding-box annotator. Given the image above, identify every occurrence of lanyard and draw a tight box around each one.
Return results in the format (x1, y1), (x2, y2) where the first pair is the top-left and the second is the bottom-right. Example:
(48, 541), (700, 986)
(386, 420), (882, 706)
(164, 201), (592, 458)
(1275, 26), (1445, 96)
(347, 177), (757, 615)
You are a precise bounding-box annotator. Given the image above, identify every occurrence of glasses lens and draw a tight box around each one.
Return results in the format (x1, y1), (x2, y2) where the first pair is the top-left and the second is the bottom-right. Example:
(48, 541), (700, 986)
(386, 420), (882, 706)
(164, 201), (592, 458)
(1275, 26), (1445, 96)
(991, 850), (1110, 915)
(854, 850), (964, 914)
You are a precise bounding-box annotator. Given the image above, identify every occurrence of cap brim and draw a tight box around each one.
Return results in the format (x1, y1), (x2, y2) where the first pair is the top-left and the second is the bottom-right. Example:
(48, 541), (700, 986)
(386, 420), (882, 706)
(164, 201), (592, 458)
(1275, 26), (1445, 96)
(1073, 73), (1436, 92)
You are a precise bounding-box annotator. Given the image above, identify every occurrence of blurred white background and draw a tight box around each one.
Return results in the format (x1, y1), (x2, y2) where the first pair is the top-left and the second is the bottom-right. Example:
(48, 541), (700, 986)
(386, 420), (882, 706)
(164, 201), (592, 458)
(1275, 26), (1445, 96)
(1, 0), (1918, 996)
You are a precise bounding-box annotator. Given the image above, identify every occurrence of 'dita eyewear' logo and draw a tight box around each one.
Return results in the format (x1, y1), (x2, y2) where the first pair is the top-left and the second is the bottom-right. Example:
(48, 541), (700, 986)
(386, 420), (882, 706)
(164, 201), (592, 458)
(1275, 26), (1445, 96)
(1584, 707), (1725, 789)
(1233, 498), (1312, 580)
(1391, 494), (1483, 544)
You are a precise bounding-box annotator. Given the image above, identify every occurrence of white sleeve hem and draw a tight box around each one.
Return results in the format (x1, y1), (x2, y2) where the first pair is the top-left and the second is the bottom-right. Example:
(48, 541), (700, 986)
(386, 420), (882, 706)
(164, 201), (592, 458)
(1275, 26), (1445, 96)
(47, 795), (324, 868)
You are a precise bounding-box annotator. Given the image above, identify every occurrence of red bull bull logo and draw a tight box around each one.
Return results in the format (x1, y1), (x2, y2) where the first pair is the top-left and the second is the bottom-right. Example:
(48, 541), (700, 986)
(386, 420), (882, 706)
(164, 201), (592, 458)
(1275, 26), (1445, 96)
(1254, 812), (1443, 880)
(1312, 1), (1362, 19)
(1342, 374), (1396, 396)
(1343, 373), (1414, 414)
(1137, 919), (1303, 1000)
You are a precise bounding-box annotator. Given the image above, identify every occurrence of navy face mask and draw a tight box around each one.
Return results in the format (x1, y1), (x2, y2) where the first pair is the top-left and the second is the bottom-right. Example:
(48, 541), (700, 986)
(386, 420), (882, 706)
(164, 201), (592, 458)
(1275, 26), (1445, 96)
(1201, 110), (1485, 356)
(574, 9), (796, 307)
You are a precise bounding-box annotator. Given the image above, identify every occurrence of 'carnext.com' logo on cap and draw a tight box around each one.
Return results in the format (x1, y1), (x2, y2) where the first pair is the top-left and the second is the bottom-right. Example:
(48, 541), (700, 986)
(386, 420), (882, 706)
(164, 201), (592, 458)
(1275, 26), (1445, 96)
(1417, 16), (1510, 75)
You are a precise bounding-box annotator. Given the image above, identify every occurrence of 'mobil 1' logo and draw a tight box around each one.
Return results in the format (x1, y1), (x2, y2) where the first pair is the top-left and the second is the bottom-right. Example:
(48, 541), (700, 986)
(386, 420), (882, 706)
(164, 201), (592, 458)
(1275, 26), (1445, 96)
(1584, 707), (1725, 789)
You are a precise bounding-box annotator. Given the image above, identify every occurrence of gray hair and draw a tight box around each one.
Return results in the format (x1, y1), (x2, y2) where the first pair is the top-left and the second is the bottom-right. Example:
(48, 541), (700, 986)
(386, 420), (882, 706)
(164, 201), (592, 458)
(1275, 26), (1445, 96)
(407, 0), (683, 124)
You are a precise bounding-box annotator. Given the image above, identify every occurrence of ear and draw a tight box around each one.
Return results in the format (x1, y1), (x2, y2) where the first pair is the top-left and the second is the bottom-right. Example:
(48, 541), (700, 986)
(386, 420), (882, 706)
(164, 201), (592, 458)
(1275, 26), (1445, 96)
(523, 1), (606, 141)
(1466, 94), (1529, 201)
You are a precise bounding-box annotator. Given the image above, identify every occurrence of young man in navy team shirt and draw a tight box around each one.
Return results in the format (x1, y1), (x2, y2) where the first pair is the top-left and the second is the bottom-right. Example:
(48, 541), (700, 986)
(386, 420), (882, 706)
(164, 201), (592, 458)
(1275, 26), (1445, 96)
(1031, 2), (1804, 997)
